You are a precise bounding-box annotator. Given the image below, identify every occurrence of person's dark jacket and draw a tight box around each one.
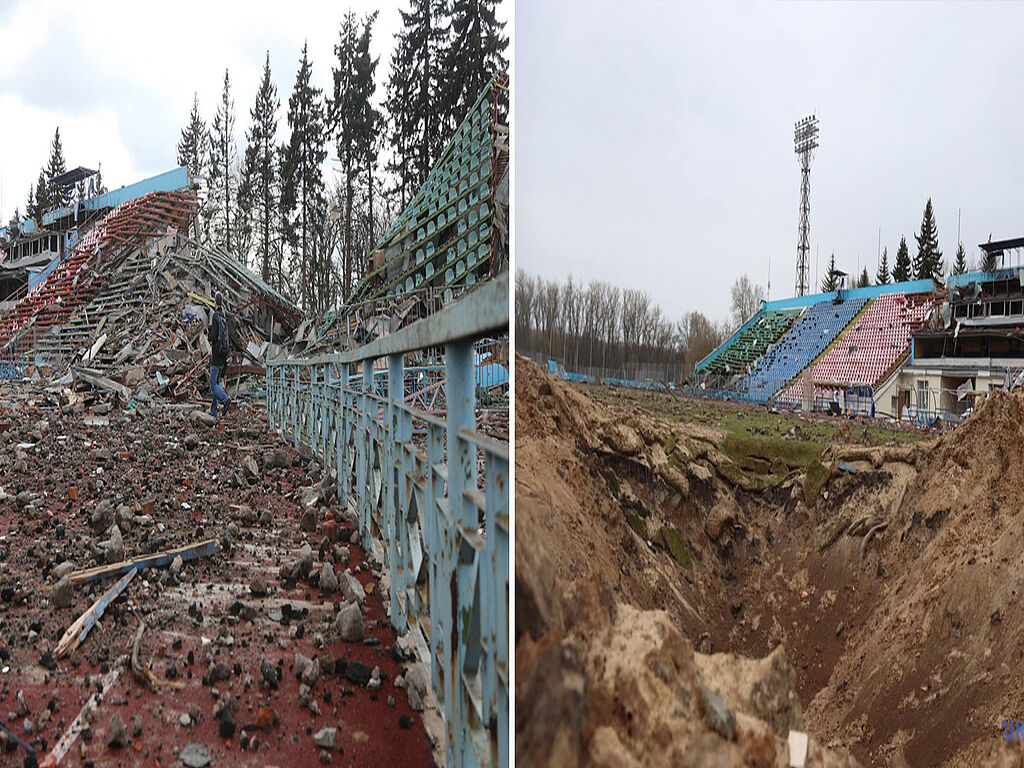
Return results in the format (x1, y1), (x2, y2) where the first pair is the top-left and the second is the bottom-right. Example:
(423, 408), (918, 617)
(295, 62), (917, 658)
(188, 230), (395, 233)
(209, 311), (229, 368)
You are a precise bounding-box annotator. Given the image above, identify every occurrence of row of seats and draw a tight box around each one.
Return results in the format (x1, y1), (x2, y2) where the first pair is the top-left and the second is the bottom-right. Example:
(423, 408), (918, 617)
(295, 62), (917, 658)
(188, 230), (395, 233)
(777, 292), (935, 404)
(736, 297), (868, 402)
(704, 309), (801, 375)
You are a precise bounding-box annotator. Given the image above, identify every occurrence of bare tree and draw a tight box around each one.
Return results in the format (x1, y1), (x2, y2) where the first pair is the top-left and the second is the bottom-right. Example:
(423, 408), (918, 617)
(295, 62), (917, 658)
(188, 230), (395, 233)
(601, 283), (621, 371)
(539, 278), (561, 357)
(515, 269), (536, 348)
(730, 275), (765, 330)
(582, 281), (602, 369)
(679, 311), (728, 374)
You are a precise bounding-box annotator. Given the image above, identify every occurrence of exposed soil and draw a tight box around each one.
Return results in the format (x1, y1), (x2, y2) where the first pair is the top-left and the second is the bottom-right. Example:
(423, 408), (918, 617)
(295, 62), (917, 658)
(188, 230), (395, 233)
(515, 354), (1024, 767)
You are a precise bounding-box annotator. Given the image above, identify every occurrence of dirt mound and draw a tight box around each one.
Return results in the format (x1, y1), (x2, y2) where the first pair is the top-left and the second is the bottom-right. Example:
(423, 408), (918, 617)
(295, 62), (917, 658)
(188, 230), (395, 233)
(516, 356), (1024, 766)
(515, 356), (859, 766)
(804, 387), (1024, 766)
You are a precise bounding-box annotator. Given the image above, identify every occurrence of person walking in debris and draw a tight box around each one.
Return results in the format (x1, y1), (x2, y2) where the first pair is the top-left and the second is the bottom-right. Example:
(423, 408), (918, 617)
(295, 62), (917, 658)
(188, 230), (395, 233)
(209, 293), (231, 419)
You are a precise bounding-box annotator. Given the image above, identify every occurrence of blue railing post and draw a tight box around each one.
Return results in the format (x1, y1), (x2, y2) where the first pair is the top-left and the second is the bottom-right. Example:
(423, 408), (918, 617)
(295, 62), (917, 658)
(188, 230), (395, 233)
(445, 338), (476, 766)
(264, 272), (508, 768)
(337, 364), (349, 505)
(359, 360), (374, 536)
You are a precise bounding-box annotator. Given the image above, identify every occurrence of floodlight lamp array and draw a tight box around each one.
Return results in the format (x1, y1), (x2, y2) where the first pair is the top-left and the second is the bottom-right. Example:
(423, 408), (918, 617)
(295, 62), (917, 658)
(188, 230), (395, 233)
(794, 114), (819, 155)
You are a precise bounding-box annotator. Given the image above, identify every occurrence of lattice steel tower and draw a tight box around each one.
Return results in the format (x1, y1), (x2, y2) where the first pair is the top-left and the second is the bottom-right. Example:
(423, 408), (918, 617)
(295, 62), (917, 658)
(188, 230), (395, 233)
(794, 115), (819, 296)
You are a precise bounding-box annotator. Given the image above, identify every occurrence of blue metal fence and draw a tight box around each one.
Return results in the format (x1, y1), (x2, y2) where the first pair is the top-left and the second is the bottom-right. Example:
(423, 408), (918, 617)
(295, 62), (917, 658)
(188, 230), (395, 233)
(266, 272), (509, 768)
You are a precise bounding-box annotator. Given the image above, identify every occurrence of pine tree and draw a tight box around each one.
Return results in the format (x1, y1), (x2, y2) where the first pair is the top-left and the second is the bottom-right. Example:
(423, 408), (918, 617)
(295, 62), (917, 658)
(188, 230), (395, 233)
(914, 198), (942, 280)
(33, 172), (50, 219)
(209, 70), (238, 257)
(25, 185), (37, 223)
(893, 236), (911, 282)
(384, 33), (417, 207)
(281, 42), (328, 312)
(876, 247), (890, 285)
(359, 15), (383, 278)
(45, 128), (69, 208)
(952, 242), (967, 275)
(331, 11), (379, 301)
(858, 266), (870, 288)
(391, 0), (449, 191)
(177, 94), (209, 242)
(441, 0), (508, 129)
(177, 94), (209, 182)
(240, 53), (281, 286)
(821, 253), (838, 292)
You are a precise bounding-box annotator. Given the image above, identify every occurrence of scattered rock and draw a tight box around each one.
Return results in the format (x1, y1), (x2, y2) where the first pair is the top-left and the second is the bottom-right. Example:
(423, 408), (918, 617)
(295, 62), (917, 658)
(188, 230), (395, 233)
(339, 570), (365, 605)
(313, 726), (336, 749)
(218, 707), (236, 738)
(250, 574), (268, 597)
(179, 741), (212, 768)
(335, 602), (364, 642)
(699, 681), (736, 741)
(344, 660), (373, 687)
(106, 712), (128, 748)
(333, 545), (350, 567)
(300, 508), (317, 531)
(51, 575), (74, 608)
(367, 666), (381, 691)
(406, 665), (430, 712)
(190, 411), (218, 427)
(320, 561), (338, 593)
(302, 657), (321, 687)
(91, 500), (114, 533)
(101, 524), (124, 563)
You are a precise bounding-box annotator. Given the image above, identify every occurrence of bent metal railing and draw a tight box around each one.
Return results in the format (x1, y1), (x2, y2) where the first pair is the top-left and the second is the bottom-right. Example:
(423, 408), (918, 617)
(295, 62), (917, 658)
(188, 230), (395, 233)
(266, 271), (509, 768)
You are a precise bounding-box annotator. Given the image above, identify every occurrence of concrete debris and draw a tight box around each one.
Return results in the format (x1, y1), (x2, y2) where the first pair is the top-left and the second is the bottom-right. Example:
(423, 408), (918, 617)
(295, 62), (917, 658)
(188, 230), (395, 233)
(250, 574), (268, 596)
(179, 741), (212, 768)
(300, 507), (317, 532)
(50, 575), (74, 608)
(105, 711), (128, 748)
(367, 665), (381, 691)
(406, 665), (430, 712)
(90, 499), (114, 533)
(312, 725), (337, 749)
(335, 602), (364, 642)
(339, 569), (365, 605)
(320, 561), (339, 593)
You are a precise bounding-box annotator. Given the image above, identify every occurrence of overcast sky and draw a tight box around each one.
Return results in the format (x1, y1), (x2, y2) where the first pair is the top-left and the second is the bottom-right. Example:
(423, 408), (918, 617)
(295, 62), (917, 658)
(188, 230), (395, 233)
(0, 0), (507, 226)
(516, 0), (1024, 324)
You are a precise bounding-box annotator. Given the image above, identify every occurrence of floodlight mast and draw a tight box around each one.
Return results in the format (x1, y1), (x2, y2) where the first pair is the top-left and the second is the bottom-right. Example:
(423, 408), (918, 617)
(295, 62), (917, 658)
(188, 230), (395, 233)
(794, 114), (819, 296)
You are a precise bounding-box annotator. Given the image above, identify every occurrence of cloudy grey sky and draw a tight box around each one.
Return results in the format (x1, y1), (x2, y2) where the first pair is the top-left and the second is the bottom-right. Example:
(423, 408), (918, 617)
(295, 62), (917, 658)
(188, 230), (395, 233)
(516, 0), (1024, 324)
(0, 0), (507, 226)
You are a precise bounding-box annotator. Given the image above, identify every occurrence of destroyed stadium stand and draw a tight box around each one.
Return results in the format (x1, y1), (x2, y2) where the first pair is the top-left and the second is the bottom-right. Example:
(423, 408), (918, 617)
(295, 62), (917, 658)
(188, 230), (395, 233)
(777, 291), (936, 403)
(347, 76), (508, 311)
(703, 308), (802, 375)
(737, 297), (868, 402)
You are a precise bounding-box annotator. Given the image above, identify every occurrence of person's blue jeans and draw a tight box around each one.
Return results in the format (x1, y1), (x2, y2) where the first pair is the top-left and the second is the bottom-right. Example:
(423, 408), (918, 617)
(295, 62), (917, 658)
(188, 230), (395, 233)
(210, 364), (229, 417)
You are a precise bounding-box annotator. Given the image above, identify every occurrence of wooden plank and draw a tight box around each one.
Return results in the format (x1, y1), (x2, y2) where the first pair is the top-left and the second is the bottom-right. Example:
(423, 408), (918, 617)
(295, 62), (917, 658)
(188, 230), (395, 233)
(55, 569), (137, 658)
(70, 366), (130, 399)
(67, 538), (219, 585)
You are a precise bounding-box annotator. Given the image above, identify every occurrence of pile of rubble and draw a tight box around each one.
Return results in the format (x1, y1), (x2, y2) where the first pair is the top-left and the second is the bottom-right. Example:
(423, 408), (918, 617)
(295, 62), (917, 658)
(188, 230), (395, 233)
(0, 400), (436, 767)
(0, 190), (303, 406)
